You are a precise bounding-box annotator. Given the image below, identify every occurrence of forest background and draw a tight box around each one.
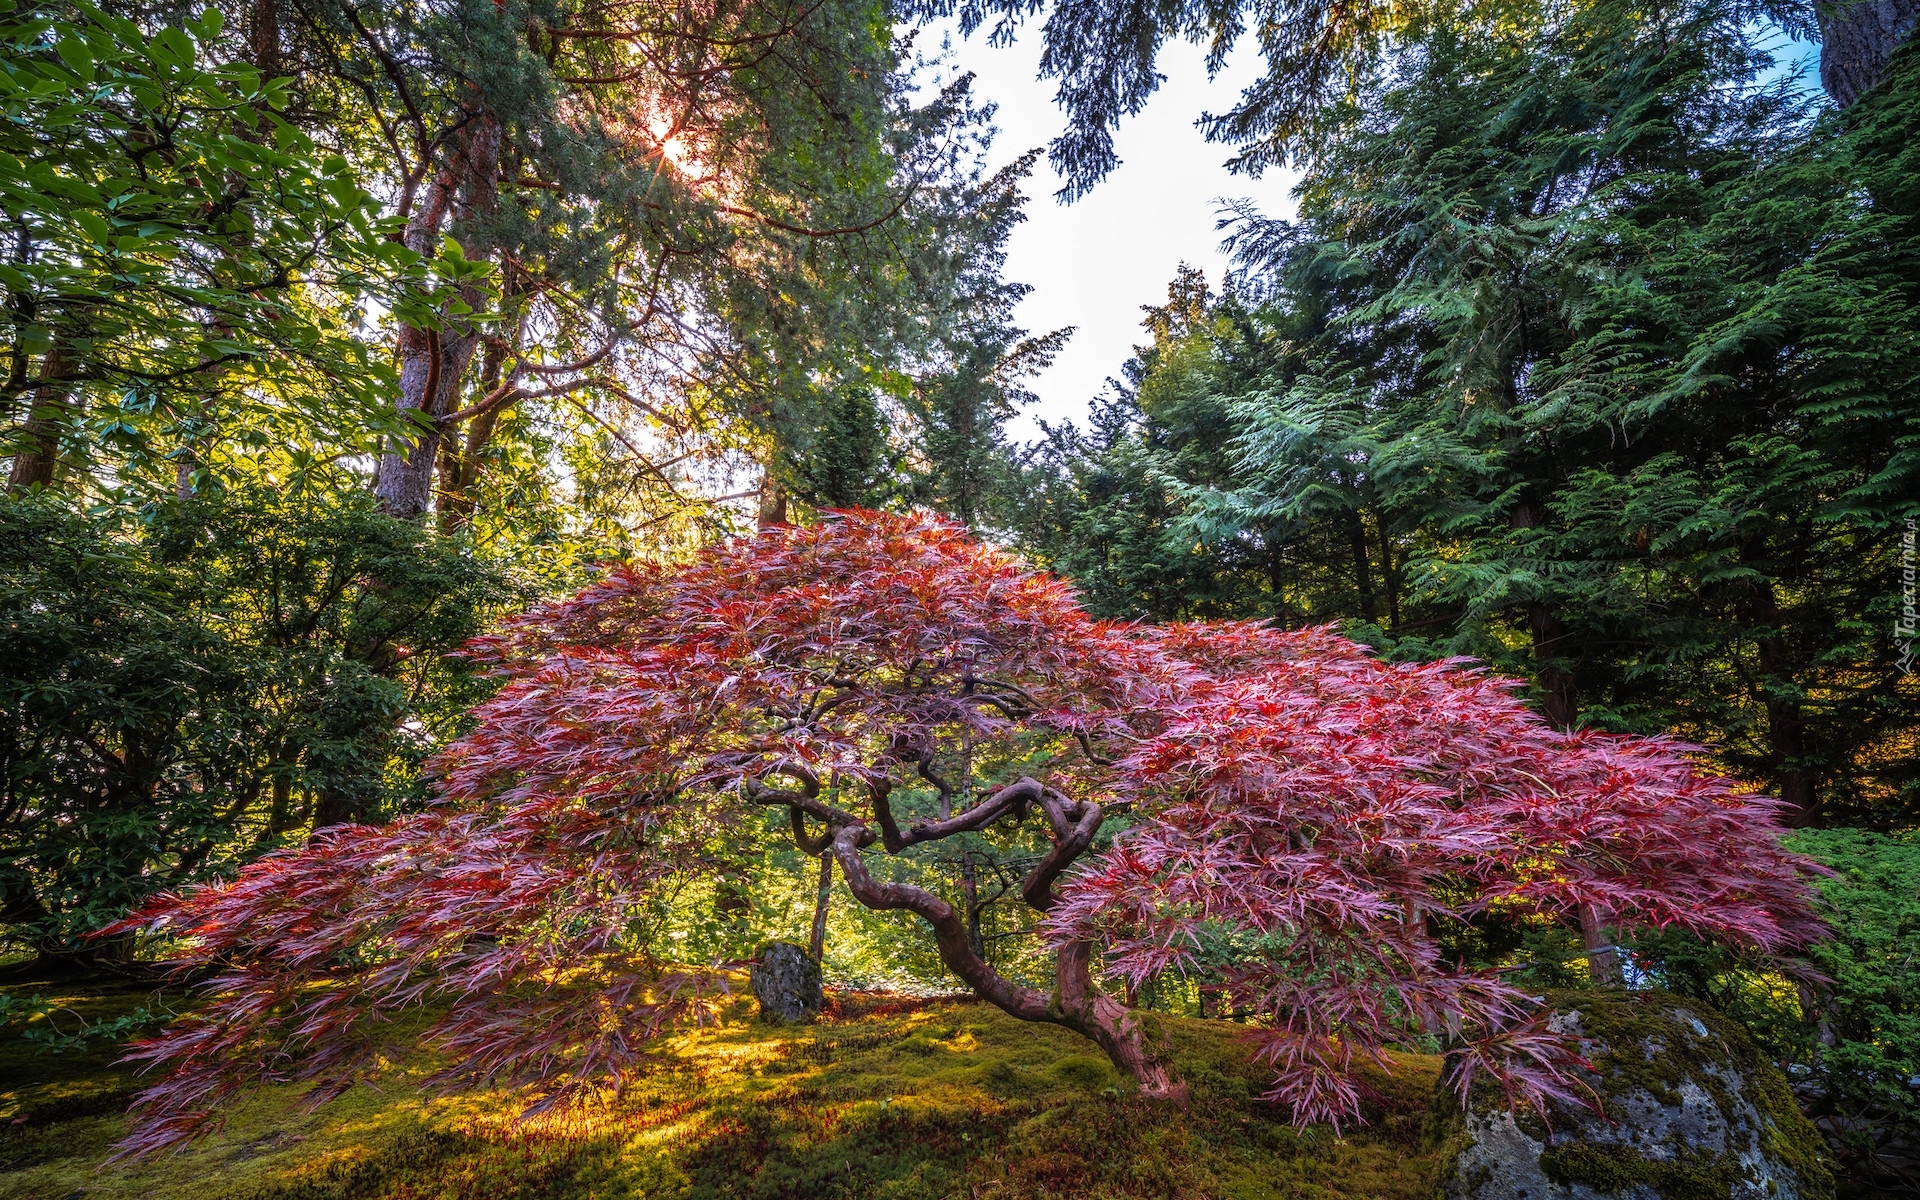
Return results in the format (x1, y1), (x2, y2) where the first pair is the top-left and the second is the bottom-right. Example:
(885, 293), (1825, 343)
(1, 0), (1918, 1178)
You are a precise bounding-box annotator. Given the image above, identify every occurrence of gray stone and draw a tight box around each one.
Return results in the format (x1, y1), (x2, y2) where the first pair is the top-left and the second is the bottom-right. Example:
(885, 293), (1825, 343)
(1433, 990), (1834, 1200)
(750, 941), (822, 1024)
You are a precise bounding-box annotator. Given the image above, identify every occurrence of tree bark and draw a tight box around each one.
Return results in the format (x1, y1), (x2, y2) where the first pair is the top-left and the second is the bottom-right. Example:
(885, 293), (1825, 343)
(961, 852), (986, 960)
(8, 344), (69, 490)
(1052, 940), (1187, 1101)
(1344, 506), (1377, 622)
(829, 820), (1186, 1101)
(1527, 601), (1578, 732)
(1818, 0), (1919, 106)
(248, 0), (282, 76)
(1750, 579), (1819, 828)
(309, 788), (361, 831)
(1510, 495), (1578, 730)
(1375, 515), (1401, 632)
(808, 851), (832, 962)
(374, 113), (500, 519)
(1580, 903), (1623, 987)
(437, 338), (507, 531)
(757, 472), (788, 528)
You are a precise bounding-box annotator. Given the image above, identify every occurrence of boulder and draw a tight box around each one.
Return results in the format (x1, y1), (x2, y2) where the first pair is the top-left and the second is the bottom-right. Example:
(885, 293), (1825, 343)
(750, 941), (823, 1024)
(1432, 990), (1834, 1200)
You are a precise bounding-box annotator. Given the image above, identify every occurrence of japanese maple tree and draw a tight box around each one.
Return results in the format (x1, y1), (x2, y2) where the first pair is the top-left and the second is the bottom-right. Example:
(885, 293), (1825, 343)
(110, 511), (1824, 1154)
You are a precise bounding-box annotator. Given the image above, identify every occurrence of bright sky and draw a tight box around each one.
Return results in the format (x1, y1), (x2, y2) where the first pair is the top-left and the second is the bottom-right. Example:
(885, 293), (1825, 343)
(926, 24), (1302, 438)
(925, 24), (1818, 442)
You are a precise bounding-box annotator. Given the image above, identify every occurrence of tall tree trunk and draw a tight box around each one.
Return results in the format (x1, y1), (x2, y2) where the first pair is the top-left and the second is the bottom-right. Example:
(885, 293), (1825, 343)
(310, 788), (360, 831)
(437, 337), (506, 531)
(1580, 903), (1623, 987)
(1510, 495), (1578, 730)
(1344, 506), (1378, 621)
(757, 472), (788, 528)
(961, 852), (986, 960)
(374, 113), (500, 519)
(167, 0), (283, 500)
(1750, 578), (1819, 828)
(1375, 516), (1401, 632)
(249, 0), (281, 77)
(8, 344), (70, 490)
(1526, 601), (1578, 732)
(1819, 0), (1919, 106)
(1263, 534), (1296, 625)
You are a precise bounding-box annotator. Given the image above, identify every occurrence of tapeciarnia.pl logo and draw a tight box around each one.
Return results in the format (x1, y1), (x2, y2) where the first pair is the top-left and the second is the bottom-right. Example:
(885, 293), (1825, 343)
(1900, 517), (1916, 677)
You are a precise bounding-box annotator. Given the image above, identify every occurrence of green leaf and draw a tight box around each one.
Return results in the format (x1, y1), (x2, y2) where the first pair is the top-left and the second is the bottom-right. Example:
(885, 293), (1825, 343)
(54, 38), (94, 82)
(149, 26), (194, 70)
(187, 7), (222, 42)
(72, 210), (113, 244)
(262, 75), (294, 112)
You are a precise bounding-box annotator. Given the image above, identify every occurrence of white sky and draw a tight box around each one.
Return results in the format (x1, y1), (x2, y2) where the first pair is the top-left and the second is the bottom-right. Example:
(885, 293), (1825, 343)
(925, 24), (1302, 438)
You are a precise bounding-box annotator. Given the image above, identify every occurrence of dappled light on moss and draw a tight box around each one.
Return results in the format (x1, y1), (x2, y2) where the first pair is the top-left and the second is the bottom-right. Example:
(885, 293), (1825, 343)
(1, 990), (1452, 1199)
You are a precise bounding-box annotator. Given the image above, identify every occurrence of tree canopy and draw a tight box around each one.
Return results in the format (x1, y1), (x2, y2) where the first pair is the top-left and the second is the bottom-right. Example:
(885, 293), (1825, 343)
(2, 0), (1056, 548)
(916, 0), (1910, 195)
(1008, 0), (1920, 829)
(113, 512), (1822, 1153)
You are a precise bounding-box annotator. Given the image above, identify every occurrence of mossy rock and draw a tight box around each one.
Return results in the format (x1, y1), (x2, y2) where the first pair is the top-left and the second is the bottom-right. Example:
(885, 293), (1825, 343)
(750, 940), (823, 1023)
(1430, 989), (1834, 1200)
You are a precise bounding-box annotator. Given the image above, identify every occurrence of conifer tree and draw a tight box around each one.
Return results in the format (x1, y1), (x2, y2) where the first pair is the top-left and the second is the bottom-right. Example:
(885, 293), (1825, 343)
(1018, 0), (1920, 827)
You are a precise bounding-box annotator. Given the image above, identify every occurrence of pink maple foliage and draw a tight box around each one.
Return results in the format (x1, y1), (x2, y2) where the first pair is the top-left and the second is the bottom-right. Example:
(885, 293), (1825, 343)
(106, 511), (1825, 1155)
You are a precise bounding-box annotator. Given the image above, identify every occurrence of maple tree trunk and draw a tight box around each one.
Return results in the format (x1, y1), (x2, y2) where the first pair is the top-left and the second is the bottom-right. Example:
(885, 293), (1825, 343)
(830, 825), (1186, 1101)
(1052, 940), (1188, 1101)
(1818, 0), (1919, 106)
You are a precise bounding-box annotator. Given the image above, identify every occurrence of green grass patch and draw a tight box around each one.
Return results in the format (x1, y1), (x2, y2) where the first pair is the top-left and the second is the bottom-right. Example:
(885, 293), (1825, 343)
(0, 985), (1444, 1199)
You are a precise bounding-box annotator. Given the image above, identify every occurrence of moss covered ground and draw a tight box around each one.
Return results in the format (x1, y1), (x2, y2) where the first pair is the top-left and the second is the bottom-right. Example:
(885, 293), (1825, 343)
(0, 981), (1446, 1200)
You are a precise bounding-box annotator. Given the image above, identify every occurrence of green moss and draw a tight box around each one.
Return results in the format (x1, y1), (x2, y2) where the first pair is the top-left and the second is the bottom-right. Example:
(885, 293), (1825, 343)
(1429, 991), (1833, 1200)
(1047, 1053), (1118, 1091)
(0, 978), (166, 1128)
(0, 985), (1451, 1200)
(1544, 990), (1832, 1197)
(1746, 1050), (1832, 1198)
(1540, 1142), (1743, 1200)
